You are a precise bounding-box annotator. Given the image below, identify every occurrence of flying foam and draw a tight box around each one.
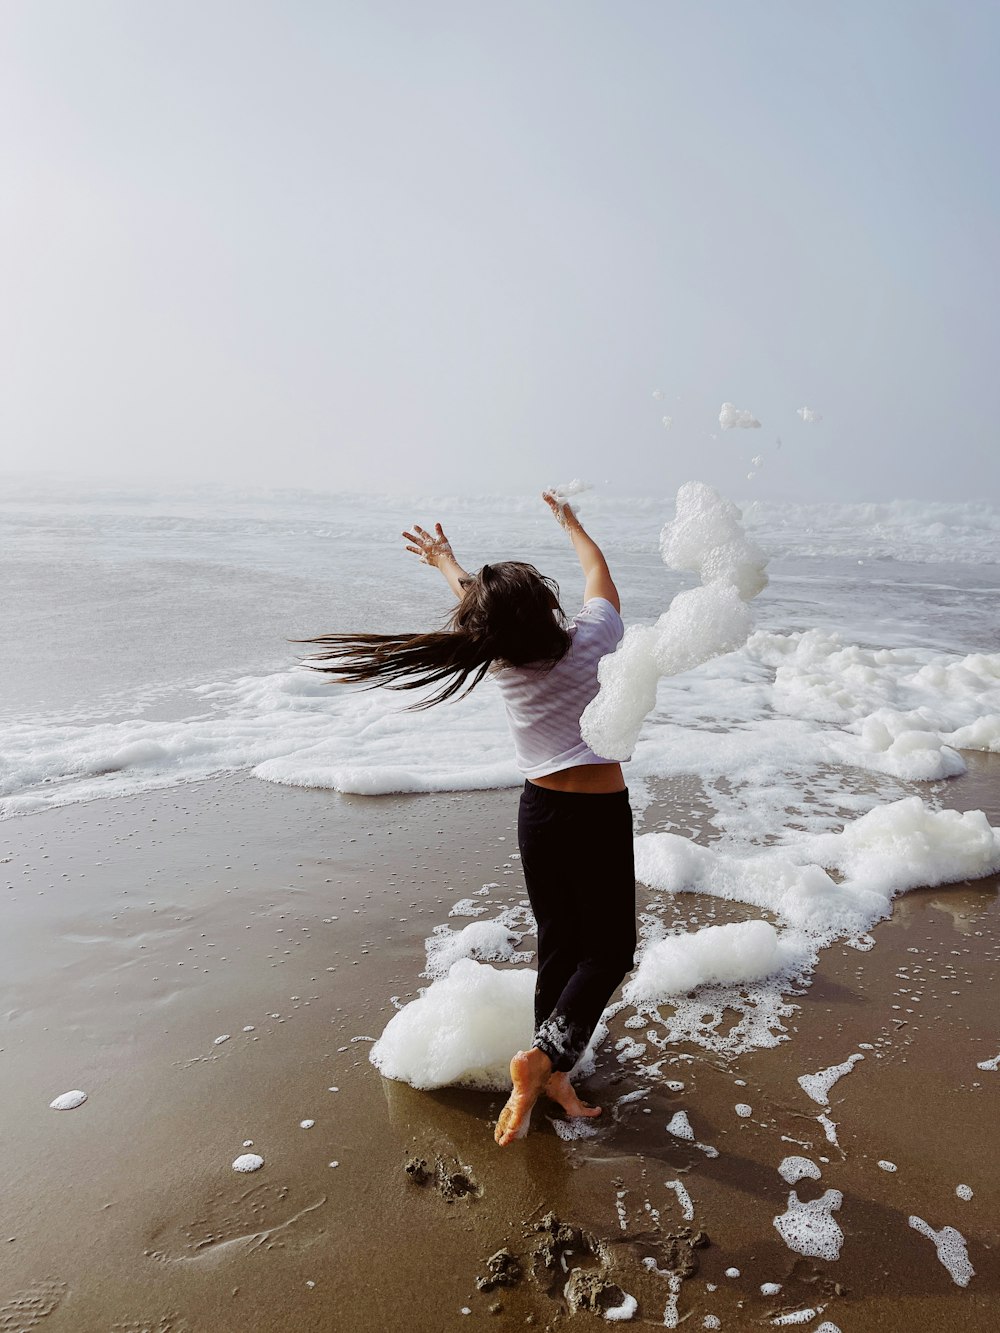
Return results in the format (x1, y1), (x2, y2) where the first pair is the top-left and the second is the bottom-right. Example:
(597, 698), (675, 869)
(719, 403), (762, 430)
(581, 483), (768, 760)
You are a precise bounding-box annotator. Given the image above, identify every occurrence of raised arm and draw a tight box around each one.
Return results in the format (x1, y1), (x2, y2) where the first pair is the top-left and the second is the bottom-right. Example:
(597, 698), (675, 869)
(542, 493), (620, 612)
(402, 522), (471, 599)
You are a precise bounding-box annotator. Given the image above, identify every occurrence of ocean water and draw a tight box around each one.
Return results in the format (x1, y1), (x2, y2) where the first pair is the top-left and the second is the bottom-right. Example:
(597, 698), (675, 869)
(2, 479), (999, 829)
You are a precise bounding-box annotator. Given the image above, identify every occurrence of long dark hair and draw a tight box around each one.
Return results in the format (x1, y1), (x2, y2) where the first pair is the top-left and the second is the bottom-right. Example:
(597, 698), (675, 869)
(298, 561), (572, 708)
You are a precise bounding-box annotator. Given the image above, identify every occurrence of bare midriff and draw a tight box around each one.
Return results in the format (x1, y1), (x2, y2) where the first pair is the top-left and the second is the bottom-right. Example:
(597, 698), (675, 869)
(528, 762), (626, 794)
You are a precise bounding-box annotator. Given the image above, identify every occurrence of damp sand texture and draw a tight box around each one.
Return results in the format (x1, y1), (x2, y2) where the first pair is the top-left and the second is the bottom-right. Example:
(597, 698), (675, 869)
(2, 771), (999, 1330)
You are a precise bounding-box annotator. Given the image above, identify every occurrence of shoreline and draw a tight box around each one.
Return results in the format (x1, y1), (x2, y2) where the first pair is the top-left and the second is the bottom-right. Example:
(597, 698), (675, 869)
(1, 764), (997, 1329)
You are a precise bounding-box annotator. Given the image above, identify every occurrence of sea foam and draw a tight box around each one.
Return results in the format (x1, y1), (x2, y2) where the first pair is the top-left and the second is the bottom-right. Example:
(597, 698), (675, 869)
(370, 958), (534, 1091)
(581, 483), (768, 760)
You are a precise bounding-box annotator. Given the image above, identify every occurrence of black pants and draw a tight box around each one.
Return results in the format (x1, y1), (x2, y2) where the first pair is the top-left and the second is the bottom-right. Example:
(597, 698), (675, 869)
(517, 780), (637, 1074)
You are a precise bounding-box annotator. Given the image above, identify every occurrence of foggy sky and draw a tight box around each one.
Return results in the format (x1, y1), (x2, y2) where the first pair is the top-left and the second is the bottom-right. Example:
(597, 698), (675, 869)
(2, 0), (998, 503)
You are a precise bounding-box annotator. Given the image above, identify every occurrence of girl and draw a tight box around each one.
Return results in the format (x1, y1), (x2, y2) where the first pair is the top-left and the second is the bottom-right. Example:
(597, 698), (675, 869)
(303, 493), (636, 1146)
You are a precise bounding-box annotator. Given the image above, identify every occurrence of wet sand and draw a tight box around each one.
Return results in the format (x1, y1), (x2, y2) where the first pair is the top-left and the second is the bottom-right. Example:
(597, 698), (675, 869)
(1, 763), (998, 1331)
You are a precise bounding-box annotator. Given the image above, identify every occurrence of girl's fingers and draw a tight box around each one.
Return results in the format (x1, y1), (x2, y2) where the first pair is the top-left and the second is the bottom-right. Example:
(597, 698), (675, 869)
(404, 545), (422, 555)
(401, 530), (419, 543)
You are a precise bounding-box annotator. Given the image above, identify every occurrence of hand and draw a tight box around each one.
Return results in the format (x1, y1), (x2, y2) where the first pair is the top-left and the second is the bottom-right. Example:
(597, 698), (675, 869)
(402, 522), (456, 568)
(542, 490), (581, 533)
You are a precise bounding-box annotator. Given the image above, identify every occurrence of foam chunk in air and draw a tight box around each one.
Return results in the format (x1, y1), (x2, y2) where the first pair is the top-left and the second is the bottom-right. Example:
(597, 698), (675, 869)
(581, 483), (768, 759)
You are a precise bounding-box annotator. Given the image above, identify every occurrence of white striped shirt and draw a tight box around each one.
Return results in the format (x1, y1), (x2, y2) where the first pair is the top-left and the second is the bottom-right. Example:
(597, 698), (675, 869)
(492, 597), (627, 779)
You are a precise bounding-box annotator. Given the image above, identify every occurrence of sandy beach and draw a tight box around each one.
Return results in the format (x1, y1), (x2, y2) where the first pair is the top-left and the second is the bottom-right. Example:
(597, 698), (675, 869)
(0, 761), (996, 1332)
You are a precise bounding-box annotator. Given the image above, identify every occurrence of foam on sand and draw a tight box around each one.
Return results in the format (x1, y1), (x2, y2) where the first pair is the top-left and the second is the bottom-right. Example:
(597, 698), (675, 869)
(604, 1292), (638, 1321)
(232, 1153), (264, 1172)
(582, 483), (768, 760)
(423, 920), (527, 979)
(666, 1111), (694, 1140)
(798, 1055), (864, 1106)
(624, 920), (797, 1005)
(908, 1216), (974, 1287)
(49, 1090), (87, 1110)
(370, 958), (534, 1091)
(449, 898), (487, 918)
(628, 798), (1000, 1054)
(665, 1179), (694, 1220)
(778, 1156), (822, 1184)
(664, 1111), (717, 1157)
(773, 1189), (844, 1260)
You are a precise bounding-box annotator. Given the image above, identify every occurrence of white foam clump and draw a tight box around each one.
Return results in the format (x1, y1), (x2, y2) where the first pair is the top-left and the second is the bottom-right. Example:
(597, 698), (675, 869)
(797, 406), (820, 422)
(232, 1153), (264, 1172)
(629, 798), (1000, 1056)
(582, 482), (768, 760)
(552, 1117), (601, 1141)
(956, 1184), (973, 1200)
(665, 1179), (694, 1220)
(423, 921), (525, 979)
(746, 629), (1000, 779)
(771, 1310), (822, 1327)
(773, 1189), (844, 1260)
(798, 1054), (864, 1106)
(300, 1119), (314, 1129)
(878, 1160), (897, 1172)
(735, 1103), (752, 1117)
(449, 898), (487, 918)
(976, 1051), (999, 1071)
(625, 920), (796, 1006)
(49, 1090), (87, 1110)
(370, 958), (534, 1091)
(778, 1156), (821, 1184)
(760, 1282), (782, 1295)
(604, 1292), (638, 1321)
(548, 478), (592, 506)
(908, 1215), (974, 1287)
(666, 1111), (694, 1140)
(720, 402), (761, 430)
(213, 1033), (230, 1045)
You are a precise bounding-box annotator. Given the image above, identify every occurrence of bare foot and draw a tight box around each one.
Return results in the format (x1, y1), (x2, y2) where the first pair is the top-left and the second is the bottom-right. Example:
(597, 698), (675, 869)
(545, 1071), (602, 1119)
(495, 1048), (552, 1146)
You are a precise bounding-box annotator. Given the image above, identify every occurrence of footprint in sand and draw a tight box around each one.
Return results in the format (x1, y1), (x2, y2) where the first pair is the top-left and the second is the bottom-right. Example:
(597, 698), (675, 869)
(0, 1281), (67, 1331)
(144, 1183), (326, 1262)
(404, 1155), (481, 1201)
(110, 1318), (192, 1333)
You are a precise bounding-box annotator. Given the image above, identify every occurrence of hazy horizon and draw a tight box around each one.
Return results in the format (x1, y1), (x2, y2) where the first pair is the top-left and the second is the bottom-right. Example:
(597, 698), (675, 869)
(3, 1), (998, 504)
